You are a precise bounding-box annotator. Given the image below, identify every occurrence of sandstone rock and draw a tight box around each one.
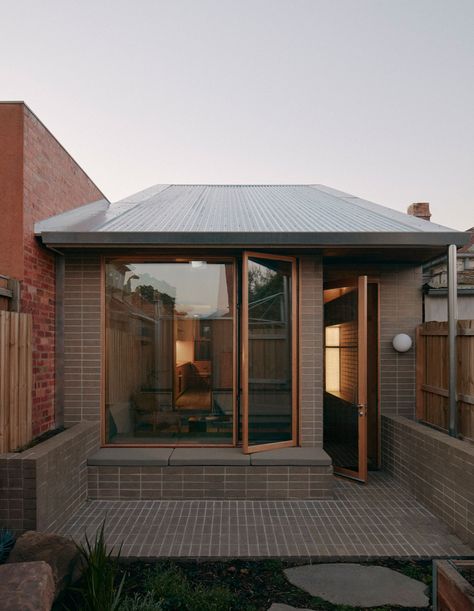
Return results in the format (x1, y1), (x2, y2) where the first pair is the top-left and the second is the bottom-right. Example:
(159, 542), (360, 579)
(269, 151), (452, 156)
(7, 530), (82, 595)
(0, 561), (55, 611)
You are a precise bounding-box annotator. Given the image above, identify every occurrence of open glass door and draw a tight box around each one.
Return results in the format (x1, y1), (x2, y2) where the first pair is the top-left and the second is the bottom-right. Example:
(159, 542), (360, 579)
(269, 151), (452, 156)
(242, 252), (297, 453)
(323, 276), (368, 482)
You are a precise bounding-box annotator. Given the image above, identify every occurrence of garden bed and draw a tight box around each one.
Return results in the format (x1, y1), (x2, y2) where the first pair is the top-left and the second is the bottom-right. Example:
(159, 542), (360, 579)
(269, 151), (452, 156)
(435, 559), (474, 611)
(55, 558), (433, 611)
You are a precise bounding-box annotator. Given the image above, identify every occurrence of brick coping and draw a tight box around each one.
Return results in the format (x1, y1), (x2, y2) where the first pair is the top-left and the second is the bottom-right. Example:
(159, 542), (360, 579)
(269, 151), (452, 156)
(387, 415), (474, 457)
(0, 421), (98, 460)
(88, 446), (332, 467)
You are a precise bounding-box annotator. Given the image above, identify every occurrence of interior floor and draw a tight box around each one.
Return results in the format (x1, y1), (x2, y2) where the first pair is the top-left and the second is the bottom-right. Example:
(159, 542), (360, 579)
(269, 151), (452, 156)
(175, 388), (211, 410)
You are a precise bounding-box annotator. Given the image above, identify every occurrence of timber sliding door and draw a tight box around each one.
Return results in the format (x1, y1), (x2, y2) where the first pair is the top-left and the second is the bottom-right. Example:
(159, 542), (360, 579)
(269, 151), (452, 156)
(323, 276), (368, 482)
(241, 252), (297, 453)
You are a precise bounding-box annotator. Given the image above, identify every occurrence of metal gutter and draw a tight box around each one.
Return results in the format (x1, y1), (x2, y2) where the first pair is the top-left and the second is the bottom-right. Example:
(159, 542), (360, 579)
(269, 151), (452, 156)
(55, 253), (65, 428)
(424, 288), (474, 296)
(39, 230), (469, 248)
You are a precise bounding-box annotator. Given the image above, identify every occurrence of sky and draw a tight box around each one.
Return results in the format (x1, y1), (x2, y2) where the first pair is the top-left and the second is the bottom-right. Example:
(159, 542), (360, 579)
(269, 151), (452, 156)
(1, 0), (473, 230)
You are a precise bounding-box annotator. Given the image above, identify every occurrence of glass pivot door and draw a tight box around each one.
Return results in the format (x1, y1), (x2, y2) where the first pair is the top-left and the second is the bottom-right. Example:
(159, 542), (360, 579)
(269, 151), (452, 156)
(241, 252), (297, 453)
(323, 276), (368, 482)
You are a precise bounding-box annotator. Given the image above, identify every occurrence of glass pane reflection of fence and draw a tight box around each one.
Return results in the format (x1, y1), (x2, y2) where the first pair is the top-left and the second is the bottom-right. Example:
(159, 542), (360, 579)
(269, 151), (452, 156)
(247, 257), (293, 446)
(105, 261), (234, 445)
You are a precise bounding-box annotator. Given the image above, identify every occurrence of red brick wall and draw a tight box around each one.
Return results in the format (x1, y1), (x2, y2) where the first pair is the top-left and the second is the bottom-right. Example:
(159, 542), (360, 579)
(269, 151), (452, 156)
(0, 104), (24, 279)
(21, 105), (105, 435)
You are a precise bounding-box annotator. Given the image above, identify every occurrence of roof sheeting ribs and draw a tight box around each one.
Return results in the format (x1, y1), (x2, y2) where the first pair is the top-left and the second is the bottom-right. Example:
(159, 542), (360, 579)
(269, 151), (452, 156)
(35, 184), (467, 247)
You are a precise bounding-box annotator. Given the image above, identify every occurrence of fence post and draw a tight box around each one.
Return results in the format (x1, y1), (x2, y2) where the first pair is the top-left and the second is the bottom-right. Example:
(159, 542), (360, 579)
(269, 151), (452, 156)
(447, 244), (458, 437)
(415, 325), (424, 421)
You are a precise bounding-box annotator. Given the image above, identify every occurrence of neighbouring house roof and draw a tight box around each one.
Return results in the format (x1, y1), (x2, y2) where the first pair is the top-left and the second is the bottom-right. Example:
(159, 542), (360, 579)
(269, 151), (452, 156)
(424, 227), (474, 293)
(35, 184), (468, 249)
(459, 227), (474, 253)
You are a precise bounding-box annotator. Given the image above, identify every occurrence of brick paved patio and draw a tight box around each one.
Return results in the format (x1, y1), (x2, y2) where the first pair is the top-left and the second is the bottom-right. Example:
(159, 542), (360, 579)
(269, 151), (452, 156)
(56, 473), (473, 560)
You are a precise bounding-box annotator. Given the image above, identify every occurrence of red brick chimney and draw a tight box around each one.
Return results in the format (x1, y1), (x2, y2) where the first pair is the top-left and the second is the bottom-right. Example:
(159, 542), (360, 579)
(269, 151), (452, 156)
(407, 202), (431, 221)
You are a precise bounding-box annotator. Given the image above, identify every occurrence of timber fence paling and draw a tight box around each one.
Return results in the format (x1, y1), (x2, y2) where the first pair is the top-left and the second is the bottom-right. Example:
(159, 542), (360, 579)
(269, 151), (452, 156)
(0, 311), (33, 452)
(416, 320), (474, 441)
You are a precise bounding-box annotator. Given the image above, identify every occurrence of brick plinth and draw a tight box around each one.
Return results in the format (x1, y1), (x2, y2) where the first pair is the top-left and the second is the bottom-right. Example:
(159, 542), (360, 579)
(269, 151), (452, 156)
(88, 465), (334, 500)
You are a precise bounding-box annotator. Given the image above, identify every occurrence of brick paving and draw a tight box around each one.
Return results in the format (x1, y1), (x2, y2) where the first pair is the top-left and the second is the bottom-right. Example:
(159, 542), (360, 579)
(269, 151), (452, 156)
(56, 473), (473, 560)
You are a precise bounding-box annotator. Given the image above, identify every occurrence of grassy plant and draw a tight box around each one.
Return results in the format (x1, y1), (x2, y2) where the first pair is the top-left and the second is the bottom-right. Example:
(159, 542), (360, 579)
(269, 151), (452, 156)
(74, 519), (125, 611)
(118, 591), (163, 611)
(0, 528), (15, 564)
(146, 565), (235, 611)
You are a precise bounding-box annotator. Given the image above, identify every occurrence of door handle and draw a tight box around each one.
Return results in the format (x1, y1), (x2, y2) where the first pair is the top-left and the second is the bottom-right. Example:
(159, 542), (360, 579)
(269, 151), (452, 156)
(357, 404), (367, 417)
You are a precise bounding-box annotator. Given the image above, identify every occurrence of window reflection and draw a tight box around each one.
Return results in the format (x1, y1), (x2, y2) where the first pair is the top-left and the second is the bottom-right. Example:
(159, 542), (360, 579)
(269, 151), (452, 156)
(247, 257), (293, 445)
(105, 261), (234, 445)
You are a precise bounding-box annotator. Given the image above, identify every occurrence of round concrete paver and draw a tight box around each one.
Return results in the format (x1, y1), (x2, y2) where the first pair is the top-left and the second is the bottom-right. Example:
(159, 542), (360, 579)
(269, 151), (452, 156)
(284, 563), (429, 608)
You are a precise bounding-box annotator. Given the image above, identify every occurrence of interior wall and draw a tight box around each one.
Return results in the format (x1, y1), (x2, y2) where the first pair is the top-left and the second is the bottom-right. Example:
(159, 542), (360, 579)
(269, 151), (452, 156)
(324, 262), (422, 420)
(339, 321), (357, 403)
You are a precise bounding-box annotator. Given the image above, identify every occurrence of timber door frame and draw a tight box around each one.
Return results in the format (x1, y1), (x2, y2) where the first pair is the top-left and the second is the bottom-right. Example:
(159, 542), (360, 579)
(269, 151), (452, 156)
(101, 255), (238, 448)
(325, 275), (369, 482)
(241, 251), (298, 454)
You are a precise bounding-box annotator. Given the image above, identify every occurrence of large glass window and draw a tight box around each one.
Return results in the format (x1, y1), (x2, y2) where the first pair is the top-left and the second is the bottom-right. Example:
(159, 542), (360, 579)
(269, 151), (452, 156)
(105, 260), (234, 445)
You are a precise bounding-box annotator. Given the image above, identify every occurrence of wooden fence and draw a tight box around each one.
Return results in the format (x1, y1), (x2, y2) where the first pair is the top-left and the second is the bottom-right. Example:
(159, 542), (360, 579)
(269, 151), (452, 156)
(416, 320), (474, 442)
(0, 311), (33, 452)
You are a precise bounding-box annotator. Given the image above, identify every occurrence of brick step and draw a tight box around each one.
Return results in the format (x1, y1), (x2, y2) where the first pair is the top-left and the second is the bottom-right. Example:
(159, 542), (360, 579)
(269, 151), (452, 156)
(87, 447), (334, 500)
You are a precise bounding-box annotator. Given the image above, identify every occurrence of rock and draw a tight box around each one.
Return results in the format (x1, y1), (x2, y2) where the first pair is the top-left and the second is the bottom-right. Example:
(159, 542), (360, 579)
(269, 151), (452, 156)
(0, 561), (55, 611)
(7, 531), (82, 596)
(284, 563), (429, 608)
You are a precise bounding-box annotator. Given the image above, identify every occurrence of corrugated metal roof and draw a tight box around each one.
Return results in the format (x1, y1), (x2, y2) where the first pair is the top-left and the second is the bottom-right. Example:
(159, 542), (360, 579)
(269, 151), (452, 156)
(35, 184), (468, 247)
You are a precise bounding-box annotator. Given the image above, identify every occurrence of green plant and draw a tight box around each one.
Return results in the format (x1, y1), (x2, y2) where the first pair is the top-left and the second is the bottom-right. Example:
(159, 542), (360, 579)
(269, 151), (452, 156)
(147, 565), (235, 611)
(74, 519), (125, 611)
(118, 591), (164, 611)
(0, 528), (15, 563)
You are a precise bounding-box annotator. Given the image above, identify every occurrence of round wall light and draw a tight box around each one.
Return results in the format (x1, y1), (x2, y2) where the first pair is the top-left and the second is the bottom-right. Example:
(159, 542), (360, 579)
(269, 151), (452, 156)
(392, 333), (413, 353)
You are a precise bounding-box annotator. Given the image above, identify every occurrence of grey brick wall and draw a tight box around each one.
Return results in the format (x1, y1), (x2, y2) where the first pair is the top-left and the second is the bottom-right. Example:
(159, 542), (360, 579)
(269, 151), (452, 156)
(382, 415), (474, 546)
(64, 253), (102, 426)
(61, 255), (421, 445)
(379, 266), (422, 418)
(299, 256), (323, 446)
(0, 421), (100, 532)
(88, 464), (334, 500)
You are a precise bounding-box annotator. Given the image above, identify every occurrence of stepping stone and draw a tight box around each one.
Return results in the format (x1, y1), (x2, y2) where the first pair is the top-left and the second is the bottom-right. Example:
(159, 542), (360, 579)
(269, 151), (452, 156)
(284, 563), (429, 608)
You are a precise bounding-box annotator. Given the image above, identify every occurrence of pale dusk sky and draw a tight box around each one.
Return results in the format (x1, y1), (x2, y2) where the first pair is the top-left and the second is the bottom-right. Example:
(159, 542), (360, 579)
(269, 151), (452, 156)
(1, 0), (473, 230)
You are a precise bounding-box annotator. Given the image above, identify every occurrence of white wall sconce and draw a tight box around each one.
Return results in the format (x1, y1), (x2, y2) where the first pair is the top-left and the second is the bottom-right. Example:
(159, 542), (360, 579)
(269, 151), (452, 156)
(392, 333), (413, 353)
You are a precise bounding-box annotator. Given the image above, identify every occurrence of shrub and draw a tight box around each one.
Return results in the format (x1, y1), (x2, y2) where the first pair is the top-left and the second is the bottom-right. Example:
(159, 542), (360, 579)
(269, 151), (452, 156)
(74, 520), (125, 611)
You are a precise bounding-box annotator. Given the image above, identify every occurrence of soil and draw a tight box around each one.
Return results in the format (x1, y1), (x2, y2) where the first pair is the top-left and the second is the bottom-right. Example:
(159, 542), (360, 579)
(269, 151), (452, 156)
(13, 427), (65, 452)
(119, 558), (432, 611)
(458, 563), (474, 588)
(55, 558), (433, 610)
